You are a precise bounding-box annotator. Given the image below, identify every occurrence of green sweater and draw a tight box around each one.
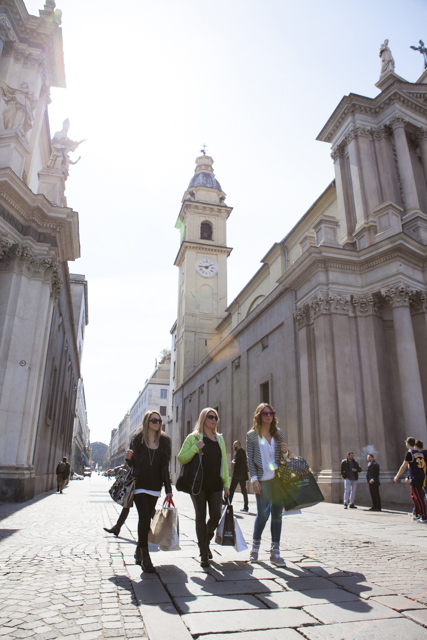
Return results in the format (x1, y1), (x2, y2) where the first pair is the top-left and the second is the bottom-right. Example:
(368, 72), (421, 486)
(177, 433), (230, 489)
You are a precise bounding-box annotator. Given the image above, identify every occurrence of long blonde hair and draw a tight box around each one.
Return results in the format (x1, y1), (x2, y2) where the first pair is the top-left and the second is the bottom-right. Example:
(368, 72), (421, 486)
(193, 407), (219, 436)
(136, 410), (164, 447)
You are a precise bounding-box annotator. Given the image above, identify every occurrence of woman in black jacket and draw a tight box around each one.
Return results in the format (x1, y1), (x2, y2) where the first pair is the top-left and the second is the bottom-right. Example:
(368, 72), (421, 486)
(126, 410), (172, 573)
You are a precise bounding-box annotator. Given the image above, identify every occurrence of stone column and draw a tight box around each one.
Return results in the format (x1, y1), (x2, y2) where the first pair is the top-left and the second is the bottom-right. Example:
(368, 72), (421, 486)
(389, 116), (420, 212)
(382, 285), (427, 440)
(0, 236), (62, 501)
(409, 291), (427, 425)
(331, 147), (354, 245)
(418, 128), (427, 187)
(0, 18), (15, 59)
(345, 129), (367, 224)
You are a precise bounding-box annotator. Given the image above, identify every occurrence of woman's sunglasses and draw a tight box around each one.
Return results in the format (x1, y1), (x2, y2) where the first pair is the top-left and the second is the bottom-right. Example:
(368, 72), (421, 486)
(261, 410), (275, 417)
(206, 414), (218, 421)
(149, 418), (162, 425)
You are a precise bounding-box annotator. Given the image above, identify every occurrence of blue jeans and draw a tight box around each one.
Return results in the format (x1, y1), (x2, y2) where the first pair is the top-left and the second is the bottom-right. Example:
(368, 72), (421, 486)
(253, 478), (282, 544)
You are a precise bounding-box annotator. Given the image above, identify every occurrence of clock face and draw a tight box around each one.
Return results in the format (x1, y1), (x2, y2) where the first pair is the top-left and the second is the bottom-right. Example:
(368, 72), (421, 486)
(195, 258), (218, 278)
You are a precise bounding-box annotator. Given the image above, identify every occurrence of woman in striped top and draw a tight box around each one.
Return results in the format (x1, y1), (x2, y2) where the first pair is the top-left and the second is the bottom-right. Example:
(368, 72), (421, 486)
(246, 403), (289, 567)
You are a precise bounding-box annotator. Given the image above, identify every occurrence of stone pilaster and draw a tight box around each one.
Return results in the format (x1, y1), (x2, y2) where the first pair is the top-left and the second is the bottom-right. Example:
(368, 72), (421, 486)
(417, 127), (427, 188)
(382, 284), (427, 439)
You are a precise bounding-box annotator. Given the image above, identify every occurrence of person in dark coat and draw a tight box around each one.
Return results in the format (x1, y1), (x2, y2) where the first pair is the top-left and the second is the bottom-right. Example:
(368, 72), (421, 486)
(229, 441), (249, 511)
(56, 456), (70, 493)
(366, 454), (381, 511)
(126, 410), (172, 573)
(340, 452), (362, 508)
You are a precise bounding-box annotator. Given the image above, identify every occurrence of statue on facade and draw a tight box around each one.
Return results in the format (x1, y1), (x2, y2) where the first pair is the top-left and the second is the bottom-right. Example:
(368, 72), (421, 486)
(0, 82), (37, 137)
(379, 40), (395, 75)
(410, 40), (427, 70)
(47, 119), (84, 176)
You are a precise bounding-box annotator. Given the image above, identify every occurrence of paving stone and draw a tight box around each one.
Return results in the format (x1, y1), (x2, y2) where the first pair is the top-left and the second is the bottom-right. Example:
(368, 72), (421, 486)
(80, 624), (102, 633)
(303, 600), (402, 624)
(327, 576), (397, 598)
(173, 594), (267, 614)
(181, 608), (316, 634)
(102, 622), (122, 630)
(372, 595), (427, 612)
(278, 576), (337, 591)
(78, 632), (103, 640)
(403, 609), (427, 627)
(200, 632), (302, 640)
(299, 617), (427, 640)
(167, 578), (284, 598)
(257, 588), (360, 608)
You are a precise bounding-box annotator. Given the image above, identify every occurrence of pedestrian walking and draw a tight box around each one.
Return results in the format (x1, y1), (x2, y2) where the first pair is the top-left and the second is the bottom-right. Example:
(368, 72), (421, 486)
(340, 452), (362, 508)
(229, 440), (249, 512)
(394, 437), (427, 523)
(366, 454), (381, 511)
(177, 407), (230, 568)
(125, 410), (172, 572)
(246, 402), (289, 567)
(415, 440), (427, 500)
(56, 457), (70, 494)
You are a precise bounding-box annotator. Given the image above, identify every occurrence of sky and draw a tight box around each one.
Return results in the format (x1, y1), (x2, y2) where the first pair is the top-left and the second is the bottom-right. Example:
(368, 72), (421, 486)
(24, 0), (427, 444)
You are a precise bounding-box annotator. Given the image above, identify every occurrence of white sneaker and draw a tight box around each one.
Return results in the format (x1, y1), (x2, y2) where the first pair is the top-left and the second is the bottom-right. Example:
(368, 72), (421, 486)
(417, 518), (427, 524)
(270, 546), (287, 567)
(249, 542), (260, 563)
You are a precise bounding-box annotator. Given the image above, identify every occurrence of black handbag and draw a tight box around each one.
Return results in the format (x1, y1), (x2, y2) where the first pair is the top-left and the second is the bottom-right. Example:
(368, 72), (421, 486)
(176, 450), (203, 495)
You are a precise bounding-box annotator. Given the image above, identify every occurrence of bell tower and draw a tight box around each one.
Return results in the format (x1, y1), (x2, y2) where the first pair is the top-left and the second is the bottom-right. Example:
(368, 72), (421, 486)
(174, 153), (233, 386)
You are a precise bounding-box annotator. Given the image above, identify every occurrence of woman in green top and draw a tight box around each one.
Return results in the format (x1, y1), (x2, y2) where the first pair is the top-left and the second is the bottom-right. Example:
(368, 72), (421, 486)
(178, 407), (230, 567)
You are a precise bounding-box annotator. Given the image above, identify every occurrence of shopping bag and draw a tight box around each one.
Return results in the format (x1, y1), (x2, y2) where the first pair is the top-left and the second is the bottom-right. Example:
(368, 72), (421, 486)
(159, 498), (180, 551)
(176, 449), (203, 495)
(148, 497), (180, 549)
(215, 502), (235, 546)
(276, 470), (324, 511)
(109, 469), (136, 508)
(233, 517), (248, 552)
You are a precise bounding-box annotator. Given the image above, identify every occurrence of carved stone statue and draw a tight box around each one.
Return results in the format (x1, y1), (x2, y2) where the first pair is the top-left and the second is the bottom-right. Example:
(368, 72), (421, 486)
(0, 82), (37, 136)
(379, 39), (395, 75)
(410, 40), (427, 70)
(47, 119), (84, 176)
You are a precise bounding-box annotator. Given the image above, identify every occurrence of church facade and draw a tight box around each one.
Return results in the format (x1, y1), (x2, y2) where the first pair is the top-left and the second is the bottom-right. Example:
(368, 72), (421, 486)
(0, 1), (87, 501)
(168, 59), (427, 503)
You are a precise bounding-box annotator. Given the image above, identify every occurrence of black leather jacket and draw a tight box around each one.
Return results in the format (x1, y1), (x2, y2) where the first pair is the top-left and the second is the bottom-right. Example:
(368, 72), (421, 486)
(340, 458), (362, 481)
(128, 431), (172, 494)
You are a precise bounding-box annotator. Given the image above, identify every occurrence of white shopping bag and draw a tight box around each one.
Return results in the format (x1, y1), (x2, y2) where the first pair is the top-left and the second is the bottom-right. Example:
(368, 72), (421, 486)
(233, 517), (248, 552)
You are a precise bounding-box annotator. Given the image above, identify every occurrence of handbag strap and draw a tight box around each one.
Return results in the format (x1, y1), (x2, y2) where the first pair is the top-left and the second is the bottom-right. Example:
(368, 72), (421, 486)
(191, 450), (203, 496)
(163, 496), (175, 508)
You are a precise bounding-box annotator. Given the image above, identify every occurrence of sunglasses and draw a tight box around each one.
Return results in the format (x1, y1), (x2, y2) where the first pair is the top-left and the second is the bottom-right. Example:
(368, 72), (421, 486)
(149, 418), (162, 425)
(261, 410), (275, 417)
(206, 414), (218, 421)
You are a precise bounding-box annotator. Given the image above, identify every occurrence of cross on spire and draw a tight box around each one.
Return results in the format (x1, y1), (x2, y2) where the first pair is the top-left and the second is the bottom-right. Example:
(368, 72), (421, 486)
(201, 143), (207, 156)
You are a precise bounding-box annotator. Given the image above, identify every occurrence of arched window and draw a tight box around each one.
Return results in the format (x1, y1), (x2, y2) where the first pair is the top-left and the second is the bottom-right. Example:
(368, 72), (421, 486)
(200, 222), (213, 240)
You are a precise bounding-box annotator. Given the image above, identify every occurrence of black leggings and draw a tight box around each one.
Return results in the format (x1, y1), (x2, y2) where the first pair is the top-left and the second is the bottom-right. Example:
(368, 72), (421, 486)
(134, 493), (158, 547)
(191, 490), (223, 548)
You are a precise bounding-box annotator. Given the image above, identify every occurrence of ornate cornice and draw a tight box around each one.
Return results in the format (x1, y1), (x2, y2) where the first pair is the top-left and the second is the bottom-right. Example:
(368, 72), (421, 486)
(294, 290), (382, 328)
(0, 233), (62, 297)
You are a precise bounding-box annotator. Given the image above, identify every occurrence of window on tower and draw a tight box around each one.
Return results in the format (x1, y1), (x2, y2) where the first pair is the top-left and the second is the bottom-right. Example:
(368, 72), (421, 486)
(200, 222), (213, 240)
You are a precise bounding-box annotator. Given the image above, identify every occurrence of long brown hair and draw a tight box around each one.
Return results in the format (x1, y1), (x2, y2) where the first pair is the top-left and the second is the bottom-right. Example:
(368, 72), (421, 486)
(252, 403), (279, 439)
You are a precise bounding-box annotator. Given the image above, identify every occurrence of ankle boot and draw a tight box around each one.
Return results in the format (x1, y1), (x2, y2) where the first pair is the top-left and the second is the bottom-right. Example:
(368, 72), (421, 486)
(134, 545), (142, 566)
(103, 525), (120, 537)
(141, 546), (155, 573)
(199, 545), (210, 567)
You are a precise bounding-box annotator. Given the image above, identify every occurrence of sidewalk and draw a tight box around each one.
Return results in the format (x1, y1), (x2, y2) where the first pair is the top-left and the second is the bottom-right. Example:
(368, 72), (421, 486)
(1, 476), (427, 640)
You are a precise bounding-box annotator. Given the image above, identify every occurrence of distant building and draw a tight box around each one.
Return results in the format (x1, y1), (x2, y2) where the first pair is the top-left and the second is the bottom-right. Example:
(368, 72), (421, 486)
(110, 412), (129, 468)
(90, 441), (108, 468)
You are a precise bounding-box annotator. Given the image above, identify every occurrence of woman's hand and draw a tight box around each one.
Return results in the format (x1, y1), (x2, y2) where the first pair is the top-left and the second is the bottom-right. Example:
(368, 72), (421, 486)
(280, 442), (288, 456)
(196, 440), (205, 450)
(223, 488), (230, 498)
(125, 449), (134, 460)
(252, 480), (261, 495)
(165, 492), (173, 501)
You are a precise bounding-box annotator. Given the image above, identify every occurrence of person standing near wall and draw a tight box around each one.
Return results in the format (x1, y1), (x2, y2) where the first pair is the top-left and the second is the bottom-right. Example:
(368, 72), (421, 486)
(229, 441), (249, 512)
(366, 454), (381, 511)
(341, 452), (362, 509)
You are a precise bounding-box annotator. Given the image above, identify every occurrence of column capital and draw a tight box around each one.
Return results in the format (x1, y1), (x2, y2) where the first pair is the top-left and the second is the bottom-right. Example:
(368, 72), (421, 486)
(381, 284), (415, 308)
(344, 125), (373, 146)
(371, 124), (392, 141)
(0, 234), (62, 298)
(331, 146), (345, 162)
(0, 18), (15, 44)
(388, 115), (407, 131)
(294, 304), (310, 329)
(351, 293), (382, 317)
(410, 290), (427, 316)
(417, 127), (427, 143)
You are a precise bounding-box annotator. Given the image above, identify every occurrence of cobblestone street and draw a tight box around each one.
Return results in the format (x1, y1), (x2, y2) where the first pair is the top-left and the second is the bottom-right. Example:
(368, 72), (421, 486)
(1, 476), (427, 640)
